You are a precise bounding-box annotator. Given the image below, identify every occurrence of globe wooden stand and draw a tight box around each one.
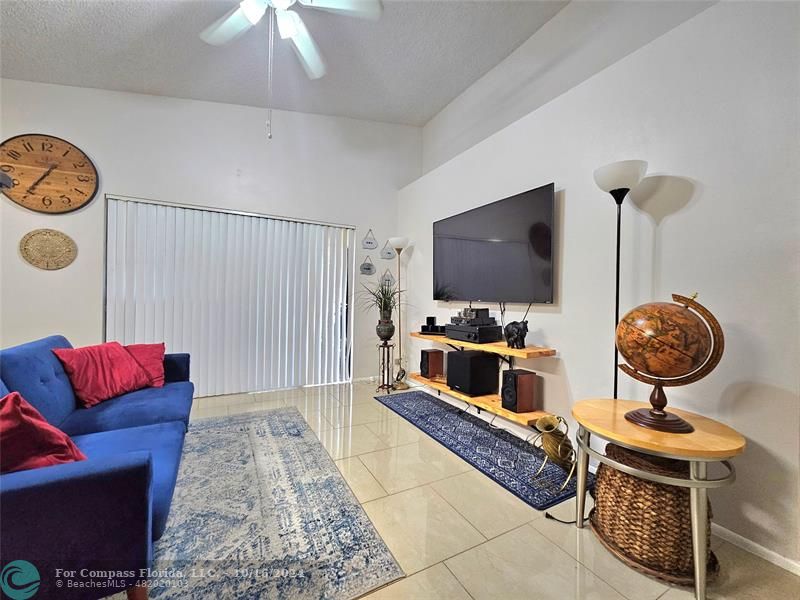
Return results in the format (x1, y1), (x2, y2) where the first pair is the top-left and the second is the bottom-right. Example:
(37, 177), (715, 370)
(625, 382), (694, 433)
(617, 294), (724, 435)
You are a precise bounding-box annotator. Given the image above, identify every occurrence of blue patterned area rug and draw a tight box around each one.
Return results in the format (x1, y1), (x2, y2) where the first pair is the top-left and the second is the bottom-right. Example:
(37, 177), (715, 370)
(375, 390), (593, 510)
(149, 408), (403, 599)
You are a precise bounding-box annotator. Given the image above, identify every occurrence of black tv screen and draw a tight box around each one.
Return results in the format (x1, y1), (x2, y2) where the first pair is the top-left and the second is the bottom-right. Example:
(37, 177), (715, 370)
(433, 183), (554, 304)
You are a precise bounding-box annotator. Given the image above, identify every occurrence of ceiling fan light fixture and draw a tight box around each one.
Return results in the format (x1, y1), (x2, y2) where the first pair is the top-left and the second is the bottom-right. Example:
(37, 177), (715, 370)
(239, 0), (269, 25)
(202, 0), (365, 81)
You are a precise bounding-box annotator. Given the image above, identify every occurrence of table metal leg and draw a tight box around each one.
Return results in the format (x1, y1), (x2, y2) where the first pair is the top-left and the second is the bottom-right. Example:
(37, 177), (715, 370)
(575, 426), (590, 528)
(690, 461), (708, 600)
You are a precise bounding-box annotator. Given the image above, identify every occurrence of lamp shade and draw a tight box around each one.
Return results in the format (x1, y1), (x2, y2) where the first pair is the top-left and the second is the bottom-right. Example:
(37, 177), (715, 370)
(388, 236), (409, 251)
(593, 160), (648, 192)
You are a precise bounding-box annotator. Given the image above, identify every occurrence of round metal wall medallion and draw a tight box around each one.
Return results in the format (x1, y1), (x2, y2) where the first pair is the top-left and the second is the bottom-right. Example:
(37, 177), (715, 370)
(19, 228), (77, 270)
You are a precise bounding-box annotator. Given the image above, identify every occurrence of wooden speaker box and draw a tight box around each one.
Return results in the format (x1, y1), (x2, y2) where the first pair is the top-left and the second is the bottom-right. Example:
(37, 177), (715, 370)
(420, 349), (444, 379)
(446, 351), (499, 396)
(501, 369), (537, 412)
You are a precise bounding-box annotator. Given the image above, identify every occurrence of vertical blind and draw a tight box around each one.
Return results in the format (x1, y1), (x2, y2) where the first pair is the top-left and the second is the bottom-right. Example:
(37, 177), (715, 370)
(105, 197), (354, 397)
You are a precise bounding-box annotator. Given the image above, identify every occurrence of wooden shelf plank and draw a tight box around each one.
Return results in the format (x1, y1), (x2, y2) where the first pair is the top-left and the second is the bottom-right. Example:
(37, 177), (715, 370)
(408, 372), (549, 427)
(410, 331), (556, 359)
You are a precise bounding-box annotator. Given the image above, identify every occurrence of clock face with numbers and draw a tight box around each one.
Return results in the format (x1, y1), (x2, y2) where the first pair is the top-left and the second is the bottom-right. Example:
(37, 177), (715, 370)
(0, 134), (98, 214)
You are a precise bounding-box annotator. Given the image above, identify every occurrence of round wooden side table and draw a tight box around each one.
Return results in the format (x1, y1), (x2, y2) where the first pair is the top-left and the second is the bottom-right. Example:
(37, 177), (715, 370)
(572, 398), (746, 600)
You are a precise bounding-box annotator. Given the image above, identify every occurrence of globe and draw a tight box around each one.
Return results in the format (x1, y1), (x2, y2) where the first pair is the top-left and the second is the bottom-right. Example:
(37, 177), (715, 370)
(616, 302), (712, 380)
(614, 294), (724, 434)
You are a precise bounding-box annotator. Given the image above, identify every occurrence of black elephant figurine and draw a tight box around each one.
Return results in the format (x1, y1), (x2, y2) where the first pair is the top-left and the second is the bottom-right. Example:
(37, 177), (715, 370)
(505, 320), (529, 349)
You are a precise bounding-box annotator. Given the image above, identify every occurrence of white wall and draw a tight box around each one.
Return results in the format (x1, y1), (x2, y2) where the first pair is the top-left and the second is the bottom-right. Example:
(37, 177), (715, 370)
(0, 80), (421, 381)
(421, 0), (714, 173)
(399, 1), (799, 565)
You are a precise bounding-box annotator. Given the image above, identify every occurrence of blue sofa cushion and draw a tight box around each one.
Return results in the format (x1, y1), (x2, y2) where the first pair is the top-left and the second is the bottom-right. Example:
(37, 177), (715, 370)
(0, 335), (76, 425)
(164, 353), (191, 383)
(0, 378), (9, 396)
(73, 421), (185, 540)
(60, 381), (194, 437)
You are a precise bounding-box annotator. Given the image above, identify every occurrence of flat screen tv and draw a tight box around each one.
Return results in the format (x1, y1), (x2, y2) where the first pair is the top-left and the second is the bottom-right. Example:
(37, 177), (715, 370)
(433, 183), (554, 304)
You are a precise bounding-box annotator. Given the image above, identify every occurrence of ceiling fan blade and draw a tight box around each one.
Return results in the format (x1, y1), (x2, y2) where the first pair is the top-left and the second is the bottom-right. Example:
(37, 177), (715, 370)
(277, 9), (327, 79)
(297, 0), (382, 20)
(200, 0), (268, 46)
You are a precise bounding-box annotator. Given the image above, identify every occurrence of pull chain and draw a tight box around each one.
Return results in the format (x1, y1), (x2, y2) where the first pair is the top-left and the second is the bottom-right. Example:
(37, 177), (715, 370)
(266, 6), (275, 139)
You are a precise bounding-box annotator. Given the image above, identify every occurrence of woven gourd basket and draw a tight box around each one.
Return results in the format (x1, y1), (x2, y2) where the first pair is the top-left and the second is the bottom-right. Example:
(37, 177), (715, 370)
(589, 444), (719, 585)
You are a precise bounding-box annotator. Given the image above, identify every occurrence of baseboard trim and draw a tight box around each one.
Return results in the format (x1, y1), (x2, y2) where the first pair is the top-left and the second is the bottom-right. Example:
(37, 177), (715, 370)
(711, 523), (800, 576)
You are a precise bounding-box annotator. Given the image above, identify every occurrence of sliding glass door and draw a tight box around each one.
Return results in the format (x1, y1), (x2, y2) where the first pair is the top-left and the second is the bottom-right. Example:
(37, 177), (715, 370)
(105, 196), (354, 397)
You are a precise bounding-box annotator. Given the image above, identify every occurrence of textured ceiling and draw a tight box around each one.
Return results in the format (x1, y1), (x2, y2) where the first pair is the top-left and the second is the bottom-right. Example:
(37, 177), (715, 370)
(0, 0), (568, 126)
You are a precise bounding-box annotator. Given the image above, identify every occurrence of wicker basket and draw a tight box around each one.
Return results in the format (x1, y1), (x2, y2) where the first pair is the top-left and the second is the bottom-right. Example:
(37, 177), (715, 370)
(589, 443), (719, 586)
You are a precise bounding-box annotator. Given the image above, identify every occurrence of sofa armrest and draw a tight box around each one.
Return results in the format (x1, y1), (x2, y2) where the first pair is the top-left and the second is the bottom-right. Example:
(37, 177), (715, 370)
(163, 353), (190, 383)
(0, 453), (153, 599)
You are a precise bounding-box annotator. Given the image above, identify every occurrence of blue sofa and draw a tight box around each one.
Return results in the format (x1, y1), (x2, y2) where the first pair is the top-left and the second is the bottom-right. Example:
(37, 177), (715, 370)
(0, 335), (194, 600)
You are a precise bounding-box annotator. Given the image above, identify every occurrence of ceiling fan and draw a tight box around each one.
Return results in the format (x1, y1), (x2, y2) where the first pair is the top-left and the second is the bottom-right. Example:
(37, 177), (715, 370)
(200, 0), (383, 80)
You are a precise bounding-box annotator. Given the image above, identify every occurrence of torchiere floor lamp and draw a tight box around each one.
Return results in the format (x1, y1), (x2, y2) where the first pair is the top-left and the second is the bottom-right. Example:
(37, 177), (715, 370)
(389, 236), (410, 390)
(593, 160), (647, 398)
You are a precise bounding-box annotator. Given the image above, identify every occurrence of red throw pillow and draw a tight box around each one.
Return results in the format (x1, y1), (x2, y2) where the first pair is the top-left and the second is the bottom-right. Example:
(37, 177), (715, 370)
(0, 392), (87, 474)
(53, 342), (151, 407)
(125, 343), (166, 388)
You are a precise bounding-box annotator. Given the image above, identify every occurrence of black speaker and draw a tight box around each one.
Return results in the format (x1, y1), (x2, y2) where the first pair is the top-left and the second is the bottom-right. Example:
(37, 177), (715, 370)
(446, 351), (498, 396)
(501, 369), (538, 413)
(421, 316), (438, 333)
(420, 349), (444, 379)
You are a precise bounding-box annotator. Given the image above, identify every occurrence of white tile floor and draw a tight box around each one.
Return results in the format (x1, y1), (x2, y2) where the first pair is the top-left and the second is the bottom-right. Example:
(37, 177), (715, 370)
(193, 381), (800, 600)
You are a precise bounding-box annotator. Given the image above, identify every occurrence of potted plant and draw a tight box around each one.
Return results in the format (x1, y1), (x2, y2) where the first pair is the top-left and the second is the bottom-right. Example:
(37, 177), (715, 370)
(361, 281), (401, 342)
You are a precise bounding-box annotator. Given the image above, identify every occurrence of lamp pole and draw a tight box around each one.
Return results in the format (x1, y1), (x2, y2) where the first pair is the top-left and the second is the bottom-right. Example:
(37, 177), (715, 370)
(593, 159), (647, 400)
(389, 237), (410, 390)
(610, 188), (628, 399)
(397, 249), (403, 373)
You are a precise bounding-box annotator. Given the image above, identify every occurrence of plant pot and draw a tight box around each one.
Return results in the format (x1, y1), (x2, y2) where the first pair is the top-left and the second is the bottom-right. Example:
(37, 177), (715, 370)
(376, 319), (395, 342)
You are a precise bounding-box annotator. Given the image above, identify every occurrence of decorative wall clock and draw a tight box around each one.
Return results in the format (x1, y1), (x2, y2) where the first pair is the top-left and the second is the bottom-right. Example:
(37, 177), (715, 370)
(0, 134), (99, 214)
(19, 229), (78, 270)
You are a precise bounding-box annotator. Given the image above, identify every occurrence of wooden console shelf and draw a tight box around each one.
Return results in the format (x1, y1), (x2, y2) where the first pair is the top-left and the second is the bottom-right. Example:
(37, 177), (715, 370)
(410, 331), (556, 360)
(408, 372), (549, 427)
